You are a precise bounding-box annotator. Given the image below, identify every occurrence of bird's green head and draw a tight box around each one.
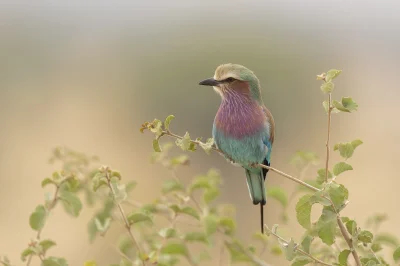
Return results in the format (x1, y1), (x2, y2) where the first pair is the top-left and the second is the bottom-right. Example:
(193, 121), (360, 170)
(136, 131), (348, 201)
(199, 63), (262, 103)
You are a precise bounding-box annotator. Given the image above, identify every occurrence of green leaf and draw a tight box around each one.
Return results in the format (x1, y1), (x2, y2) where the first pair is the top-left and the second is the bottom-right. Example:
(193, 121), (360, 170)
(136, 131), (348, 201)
(295, 194), (313, 229)
(333, 140), (363, 159)
(39, 239), (57, 253)
(160, 242), (189, 258)
(219, 217), (236, 235)
(152, 139), (162, 152)
(170, 155), (190, 166)
(94, 217), (111, 233)
(180, 206), (200, 220)
(338, 249), (351, 266)
(41, 257), (68, 266)
(203, 187), (219, 204)
(267, 186), (288, 207)
(84, 261), (97, 266)
(320, 81), (334, 93)
(204, 214), (219, 235)
(59, 191), (82, 217)
(30, 205), (47, 231)
(110, 182), (127, 203)
(175, 132), (193, 151)
(164, 115), (175, 131)
(159, 227), (177, 239)
(283, 238), (296, 261)
(327, 183), (349, 211)
(183, 232), (209, 244)
(21, 247), (36, 262)
(41, 178), (56, 188)
(316, 168), (333, 184)
(127, 212), (152, 225)
(345, 220), (358, 236)
(333, 162), (353, 176)
(394, 246), (400, 262)
(325, 69), (342, 82)
(300, 235), (313, 254)
(149, 119), (163, 137)
(309, 191), (331, 206)
(291, 256), (313, 266)
(371, 243), (382, 252)
(333, 97), (358, 112)
(358, 230), (373, 244)
(162, 179), (184, 194)
(225, 241), (251, 263)
(199, 138), (214, 154)
(118, 236), (133, 256)
(316, 206), (337, 245)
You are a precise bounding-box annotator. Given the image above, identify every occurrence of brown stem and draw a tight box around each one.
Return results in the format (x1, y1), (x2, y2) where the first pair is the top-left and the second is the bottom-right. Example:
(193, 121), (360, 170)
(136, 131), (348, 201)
(337, 217), (362, 266)
(325, 93), (332, 183)
(105, 171), (144, 266)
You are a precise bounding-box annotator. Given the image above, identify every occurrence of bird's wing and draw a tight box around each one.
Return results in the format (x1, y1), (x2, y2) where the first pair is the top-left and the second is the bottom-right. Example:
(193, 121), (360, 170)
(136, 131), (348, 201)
(261, 105), (275, 163)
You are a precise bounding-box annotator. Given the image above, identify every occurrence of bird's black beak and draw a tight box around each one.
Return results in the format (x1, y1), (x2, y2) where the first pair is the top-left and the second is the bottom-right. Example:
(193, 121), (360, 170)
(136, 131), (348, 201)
(199, 78), (220, 86)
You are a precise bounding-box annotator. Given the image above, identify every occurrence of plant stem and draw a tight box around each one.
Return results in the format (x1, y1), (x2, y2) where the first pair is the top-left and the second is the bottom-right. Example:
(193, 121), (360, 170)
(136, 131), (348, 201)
(267, 228), (333, 266)
(324, 92), (361, 266)
(105, 171), (144, 266)
(26, 176), (72, 266)
(325, 93), (332, 183)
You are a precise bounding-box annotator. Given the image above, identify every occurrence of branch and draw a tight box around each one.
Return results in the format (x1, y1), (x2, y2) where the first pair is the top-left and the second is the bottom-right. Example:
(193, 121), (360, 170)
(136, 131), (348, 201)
(324, 90), (362, 266)
(267, 227), (333, 266)
(104, 169), (145, 266)
(26, 176), (73, 266)
(160, 129), (321, 193)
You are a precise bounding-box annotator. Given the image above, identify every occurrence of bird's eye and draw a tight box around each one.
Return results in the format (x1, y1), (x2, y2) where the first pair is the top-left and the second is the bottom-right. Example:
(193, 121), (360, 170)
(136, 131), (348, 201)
(225, 77), (235, 83)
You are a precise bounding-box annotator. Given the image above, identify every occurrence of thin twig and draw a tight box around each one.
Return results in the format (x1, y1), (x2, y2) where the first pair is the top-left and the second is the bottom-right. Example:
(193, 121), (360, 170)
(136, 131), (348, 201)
(267, 227), (333, 266)
(105, 170), (144, 266)
(26, 176), (72, 266)
(160, 130), (321, 193)
(324, 92), (361, 266)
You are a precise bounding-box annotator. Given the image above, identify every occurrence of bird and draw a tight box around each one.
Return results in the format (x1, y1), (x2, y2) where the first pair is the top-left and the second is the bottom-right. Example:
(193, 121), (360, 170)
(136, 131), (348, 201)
(199, 63), (275, 233)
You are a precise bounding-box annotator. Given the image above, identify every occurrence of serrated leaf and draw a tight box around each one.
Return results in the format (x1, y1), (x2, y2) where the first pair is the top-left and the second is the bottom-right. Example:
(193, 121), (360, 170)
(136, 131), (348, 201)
(316, 207), (336, 245)
(338, 249), (351, 266)
(162, 179), (184, 194)
(149, 119), (163, 137)
(160, 242), (189, 258)
(183, 232), (208, 244)
(296, 194), (313, 229)
(333, 162), (353, 176)
(30, 205), (47, 231)
(334, 140), (363, 159)
(127, 212), (152, 225)
(309, 191), (331, 206)
(203, 187), (219, 204)
(39, 239), (57, 253)
(159, 227), (177, 239)
(394, 246), (400, 262)
(371, 243), (382, 252)
(333, 97), (358, 113)
(170, 155), (190, 166)
(325, 69), (342, 82)
(291, 256), (313, 266)
(153, 139), (162, 152)
(351, 139), (363, 149)
(164, 115), (175, 131)
(316, 169), (332, 184)
(358, 230), (373, 244)
(321, 81), (334, 93)
(267, 186), (288, 208)
(59, 191), (82, 217)
(199, 138), (214, 154)
(328, 183), (349, 211)
(175, 132), (193, 151)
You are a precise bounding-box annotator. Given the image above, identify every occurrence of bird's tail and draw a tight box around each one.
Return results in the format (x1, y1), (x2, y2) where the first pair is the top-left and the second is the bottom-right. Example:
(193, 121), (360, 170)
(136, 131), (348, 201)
(245, 169), (267, 233)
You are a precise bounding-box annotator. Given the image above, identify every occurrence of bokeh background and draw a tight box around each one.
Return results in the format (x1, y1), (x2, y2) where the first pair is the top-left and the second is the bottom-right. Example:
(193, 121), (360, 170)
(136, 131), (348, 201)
(1, 0), (400, 265)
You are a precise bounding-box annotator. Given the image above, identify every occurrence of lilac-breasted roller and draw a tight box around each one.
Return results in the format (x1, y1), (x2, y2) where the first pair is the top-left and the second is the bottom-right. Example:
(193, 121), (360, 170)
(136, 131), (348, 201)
(199, 64), (275, 233)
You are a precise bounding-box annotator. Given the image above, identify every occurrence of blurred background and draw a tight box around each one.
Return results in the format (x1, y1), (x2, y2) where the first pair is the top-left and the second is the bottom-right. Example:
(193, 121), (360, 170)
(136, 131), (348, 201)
(1, 0), (400, 265)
